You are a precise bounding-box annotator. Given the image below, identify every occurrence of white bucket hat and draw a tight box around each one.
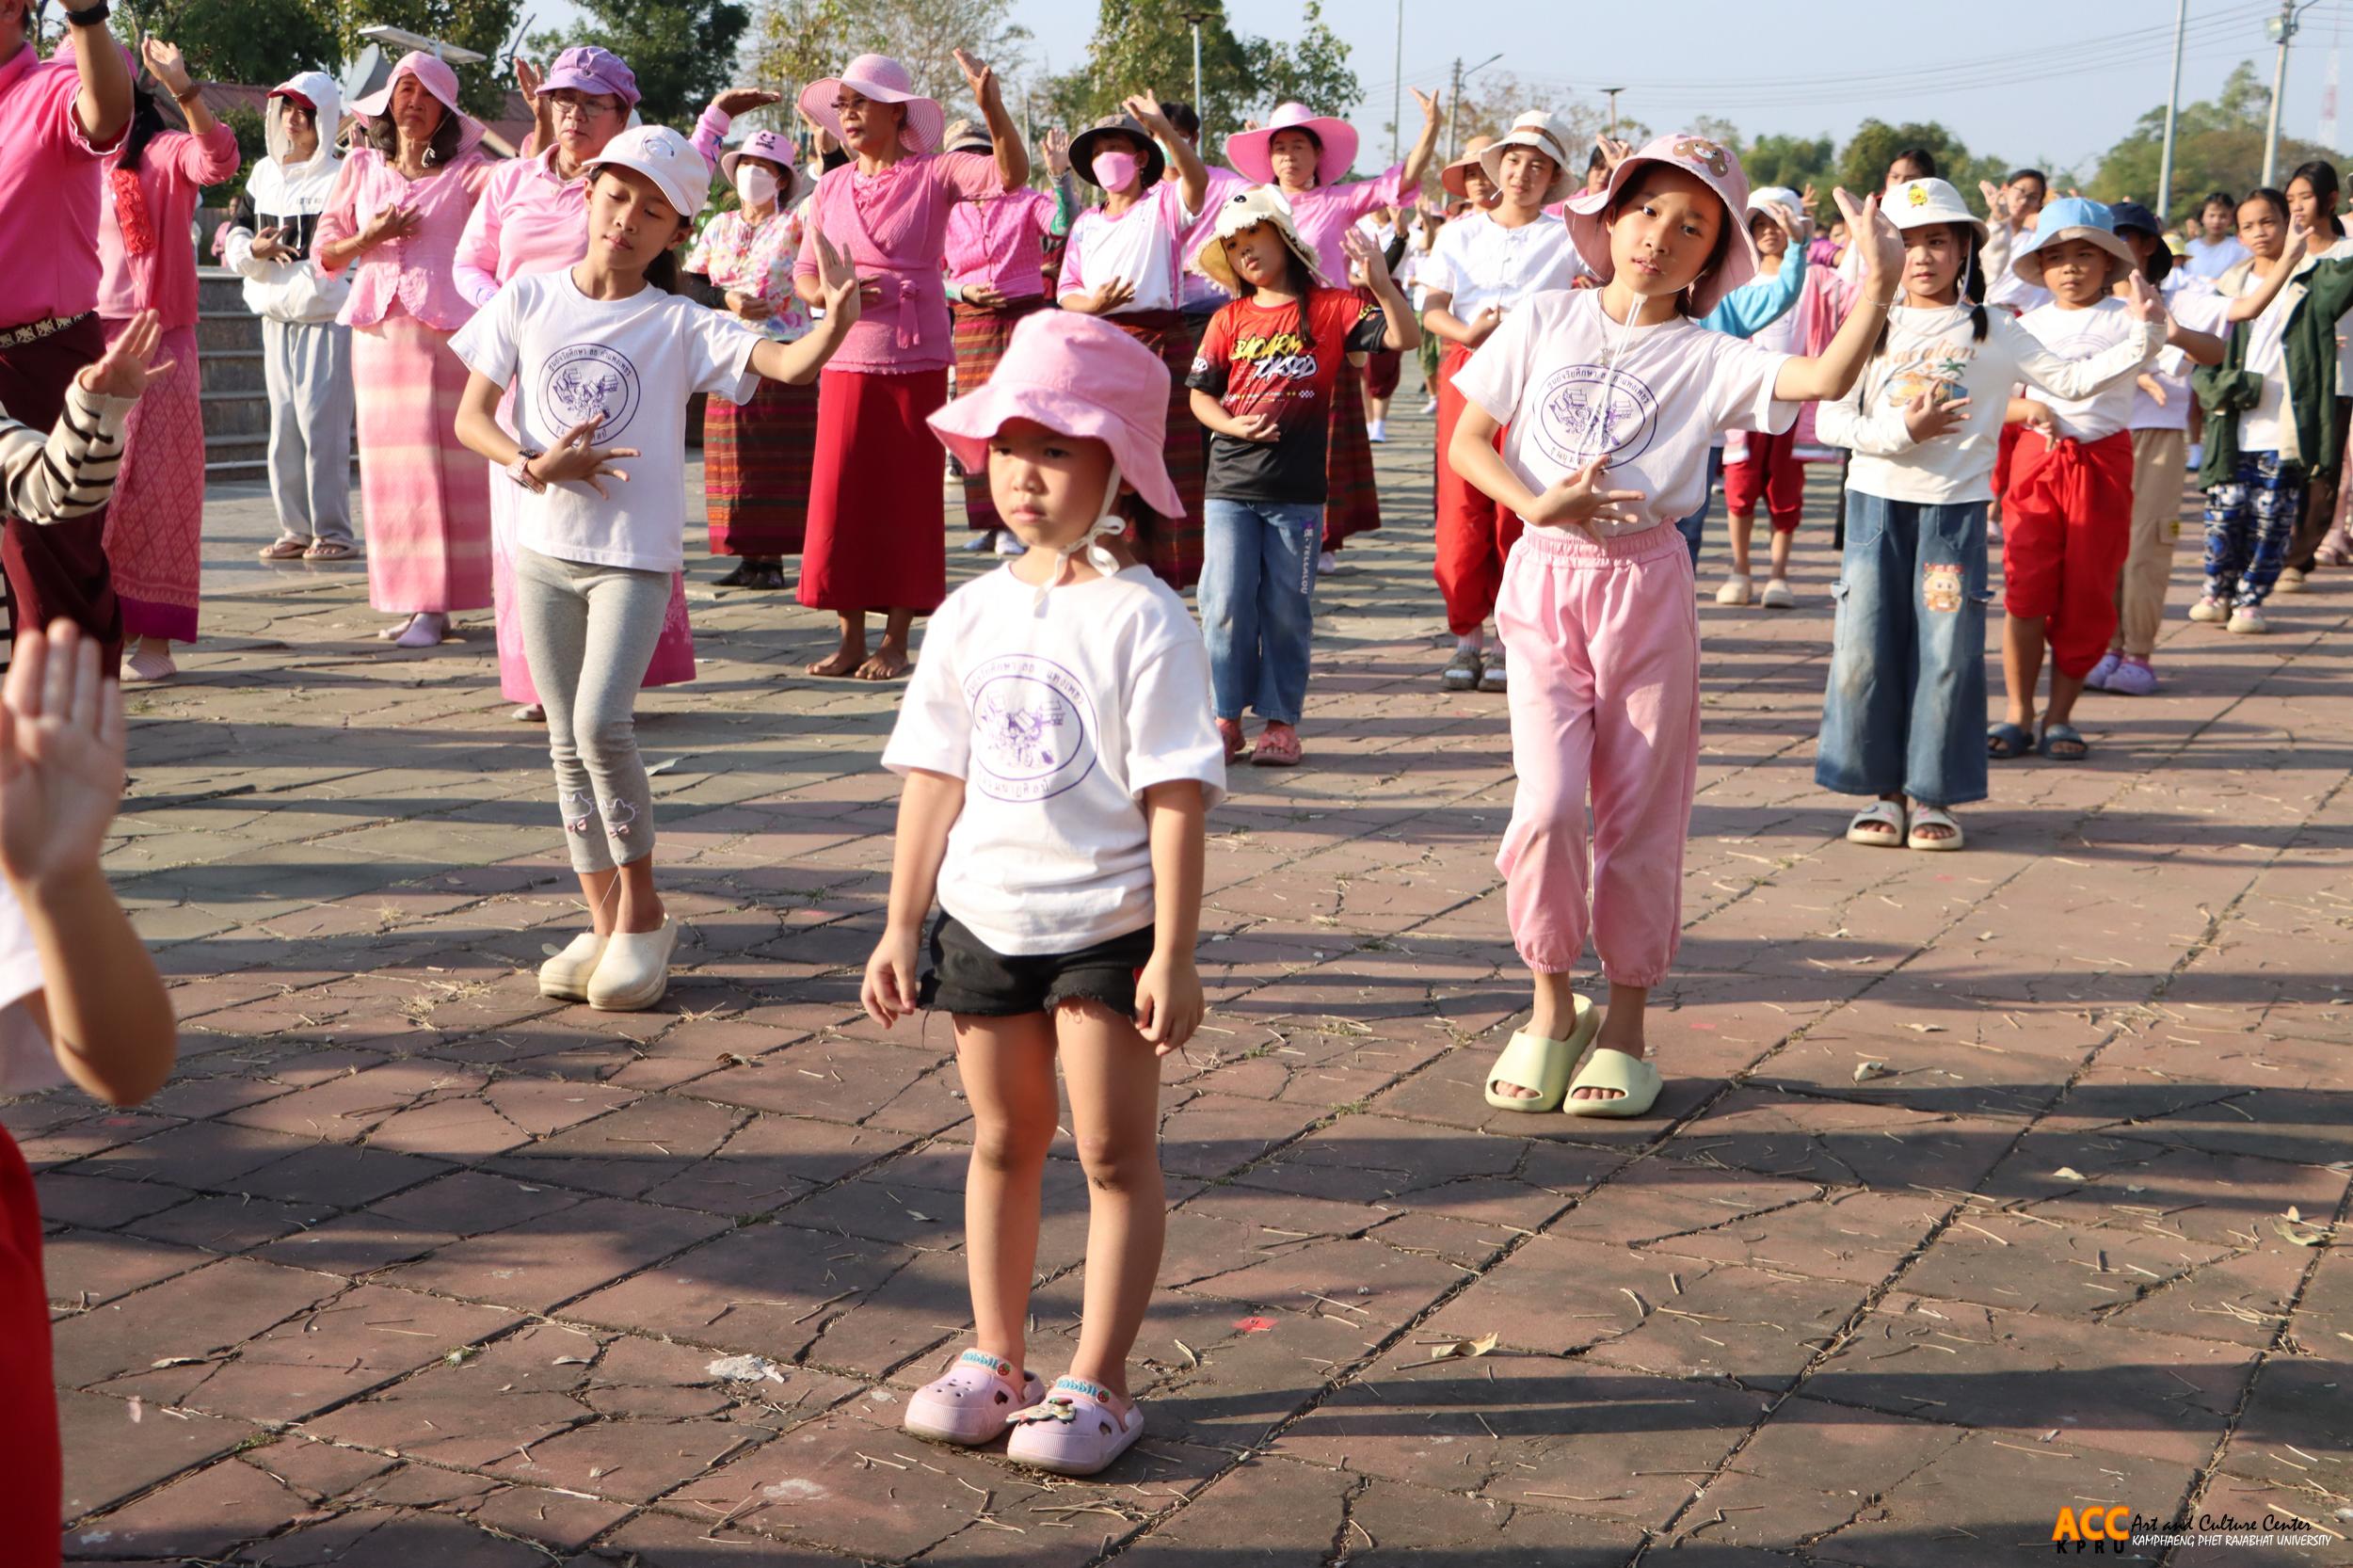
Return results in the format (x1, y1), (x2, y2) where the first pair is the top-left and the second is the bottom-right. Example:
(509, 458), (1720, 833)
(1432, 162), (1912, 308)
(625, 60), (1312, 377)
(1476, 112), (1574, 206)
(1883, 178), (1989, 241)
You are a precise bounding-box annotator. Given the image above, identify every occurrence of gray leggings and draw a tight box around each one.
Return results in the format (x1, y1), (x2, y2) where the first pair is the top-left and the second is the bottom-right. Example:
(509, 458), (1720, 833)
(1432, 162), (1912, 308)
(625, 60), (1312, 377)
(513, 545), (670, 872)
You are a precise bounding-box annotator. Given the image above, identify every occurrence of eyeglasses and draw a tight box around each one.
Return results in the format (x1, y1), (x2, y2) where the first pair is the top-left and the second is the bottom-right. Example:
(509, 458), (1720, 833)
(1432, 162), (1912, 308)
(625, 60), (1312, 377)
(547, 92), (621, 121)
(830, 96), (868, 113)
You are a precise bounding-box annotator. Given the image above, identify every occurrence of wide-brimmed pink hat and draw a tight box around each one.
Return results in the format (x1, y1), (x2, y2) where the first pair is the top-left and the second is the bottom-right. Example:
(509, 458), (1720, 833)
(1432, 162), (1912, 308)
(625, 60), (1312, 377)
(1225, 102), (1357, 187)
(720, 129), (812, 204)
(797, 54), (944, 155)
(1565, 132), (1758, 315)
(348, 51), (486, 154)
(1439, 135), (1497, 201)
(928, 312), (1183, 520)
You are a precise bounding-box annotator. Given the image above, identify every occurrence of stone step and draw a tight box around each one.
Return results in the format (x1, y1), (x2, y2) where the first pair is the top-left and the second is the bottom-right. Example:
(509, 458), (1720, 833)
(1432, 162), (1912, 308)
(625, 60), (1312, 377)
(200, 391), (271, 439)
(197, 312), (261, 357)
(200, 347), (266, 395)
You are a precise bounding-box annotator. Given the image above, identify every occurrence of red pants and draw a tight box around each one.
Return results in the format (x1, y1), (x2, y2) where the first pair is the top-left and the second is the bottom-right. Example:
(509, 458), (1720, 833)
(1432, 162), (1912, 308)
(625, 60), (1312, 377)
(2002, 427), (2134, 680)
(1993, 419), (2022, 503)
(0, 1128), (59, 1567)
(0, 314), (122, 672)
(1722, 425), (1805, 531)
(1433, 341), (1525, 636)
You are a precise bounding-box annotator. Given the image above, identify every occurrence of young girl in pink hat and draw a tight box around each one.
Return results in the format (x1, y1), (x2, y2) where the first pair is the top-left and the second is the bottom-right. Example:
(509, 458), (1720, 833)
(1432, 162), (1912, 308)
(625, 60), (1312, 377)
(1449, 134), (1904, 1118)
(1225, 90), (1444, 567)
(863, 310), (1223, 1479)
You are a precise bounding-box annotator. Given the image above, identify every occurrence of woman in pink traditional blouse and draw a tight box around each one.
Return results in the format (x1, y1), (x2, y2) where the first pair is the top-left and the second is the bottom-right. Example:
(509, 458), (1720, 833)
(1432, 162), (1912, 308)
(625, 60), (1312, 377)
(790, 49), (1028, 680)
(1225, 93), (1442, 566)
(96, 36), (239, 682)
(314, 51), (494, 649)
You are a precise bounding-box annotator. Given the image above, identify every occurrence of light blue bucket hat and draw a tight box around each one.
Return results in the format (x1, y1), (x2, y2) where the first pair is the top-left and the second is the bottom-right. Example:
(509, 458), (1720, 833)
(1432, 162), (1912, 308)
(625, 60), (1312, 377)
(2011, 196), (2136, 288)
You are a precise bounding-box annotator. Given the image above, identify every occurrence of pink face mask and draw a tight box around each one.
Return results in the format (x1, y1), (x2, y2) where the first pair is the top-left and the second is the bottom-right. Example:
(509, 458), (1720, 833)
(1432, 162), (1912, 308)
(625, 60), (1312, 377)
(1094, 149), (1141, 194)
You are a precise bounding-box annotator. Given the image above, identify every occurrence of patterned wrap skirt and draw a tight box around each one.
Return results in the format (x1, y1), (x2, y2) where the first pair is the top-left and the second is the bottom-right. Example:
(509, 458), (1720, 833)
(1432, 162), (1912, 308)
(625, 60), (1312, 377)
(1102, 308), (1205, 591)
(99, 320), (203, 642)
(703, 375), (820, 557)
(353, 314), (491, 615)
(952, 294), (1051, 531)
(1323, 366), (1383, 551)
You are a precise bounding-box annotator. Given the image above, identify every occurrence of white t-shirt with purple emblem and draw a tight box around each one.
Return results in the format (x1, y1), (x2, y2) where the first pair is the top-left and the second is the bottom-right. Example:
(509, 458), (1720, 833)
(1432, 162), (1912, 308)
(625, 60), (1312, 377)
(452, 270), (764, 574)
(884, 563), (1226, 957)
(1451, 287), (1797, 536)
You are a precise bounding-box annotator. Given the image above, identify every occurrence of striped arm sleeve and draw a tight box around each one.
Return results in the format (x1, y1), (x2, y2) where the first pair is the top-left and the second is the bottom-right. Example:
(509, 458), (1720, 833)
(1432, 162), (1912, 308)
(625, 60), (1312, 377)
(0, 383), (136, 527)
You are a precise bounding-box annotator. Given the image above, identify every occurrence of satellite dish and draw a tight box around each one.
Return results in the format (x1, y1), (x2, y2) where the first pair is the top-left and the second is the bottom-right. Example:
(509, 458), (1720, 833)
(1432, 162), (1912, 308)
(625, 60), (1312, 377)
(340, 42), (385, 110)
(356, 24), (487, 63)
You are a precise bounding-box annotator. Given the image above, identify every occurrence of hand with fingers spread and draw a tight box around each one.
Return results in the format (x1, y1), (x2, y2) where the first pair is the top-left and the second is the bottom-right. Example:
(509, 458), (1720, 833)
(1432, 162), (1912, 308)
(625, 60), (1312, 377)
(1120, 92), (1174, 136)
(1341, 225), (1392, 290)
(1523, 455), (1646, 533)
(513, 56), (542, 111)
(535, 419), (638, 498)
(1042, 126), (1072, 178)
(1833, 185), (1901, 301)
(1978, 178), (2015, 230)
(140, 36), (193, 98)
(360, 203), (423, 251)
(809, 228), (865, 327)
(248, 223), (295, 263)
(1902, 388), (1971, 442)
(77, 309), (174, 400)
(0, 620), (126, 895)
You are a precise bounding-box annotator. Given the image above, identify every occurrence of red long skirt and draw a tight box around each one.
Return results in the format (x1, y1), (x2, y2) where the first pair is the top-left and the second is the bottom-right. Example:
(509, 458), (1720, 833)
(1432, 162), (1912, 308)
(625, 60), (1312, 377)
(798, 368), (951, 616)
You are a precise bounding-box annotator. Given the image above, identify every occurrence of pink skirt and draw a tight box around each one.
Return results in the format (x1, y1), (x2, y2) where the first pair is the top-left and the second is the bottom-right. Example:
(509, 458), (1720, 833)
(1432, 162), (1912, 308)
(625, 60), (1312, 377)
(100, 321), (203, 643)
(355, 314), (491, 615)
(488, 469), (696, 704)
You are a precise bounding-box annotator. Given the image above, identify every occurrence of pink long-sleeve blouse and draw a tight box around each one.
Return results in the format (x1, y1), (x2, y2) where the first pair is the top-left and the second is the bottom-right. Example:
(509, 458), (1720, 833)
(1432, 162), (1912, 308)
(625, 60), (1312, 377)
(943, 185), (1054, 299)
(792, 150), (1003, 374)
(314, 144), (494, 332)
(96, 122), (241, 329)
(1274, 165), (1409, 287)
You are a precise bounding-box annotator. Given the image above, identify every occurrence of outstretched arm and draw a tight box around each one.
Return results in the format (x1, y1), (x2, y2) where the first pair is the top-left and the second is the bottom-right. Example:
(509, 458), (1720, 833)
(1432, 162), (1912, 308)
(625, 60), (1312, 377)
(755, 228), (864, 383)
(958, 49), (1030, 190)
(62, 0), (134, 145)
(1398, 87), (1442, 195)
(1774, 187), (1899, 404)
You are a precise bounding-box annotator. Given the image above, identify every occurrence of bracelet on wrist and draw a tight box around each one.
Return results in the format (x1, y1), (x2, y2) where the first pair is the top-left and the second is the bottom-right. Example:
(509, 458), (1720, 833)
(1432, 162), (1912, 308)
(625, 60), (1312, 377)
(64, 0), (111, 24)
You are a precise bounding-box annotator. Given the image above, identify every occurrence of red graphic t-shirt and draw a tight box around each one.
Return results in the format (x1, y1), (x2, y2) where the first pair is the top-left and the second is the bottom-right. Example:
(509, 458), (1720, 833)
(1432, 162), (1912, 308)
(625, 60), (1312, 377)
(1187, 286), (1385, 504)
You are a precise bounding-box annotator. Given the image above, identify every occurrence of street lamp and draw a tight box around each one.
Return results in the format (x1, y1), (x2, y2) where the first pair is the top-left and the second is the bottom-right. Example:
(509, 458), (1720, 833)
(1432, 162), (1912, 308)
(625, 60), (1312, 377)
(2262, 0), (2321, 186)
(1181, 8), (1211, 133)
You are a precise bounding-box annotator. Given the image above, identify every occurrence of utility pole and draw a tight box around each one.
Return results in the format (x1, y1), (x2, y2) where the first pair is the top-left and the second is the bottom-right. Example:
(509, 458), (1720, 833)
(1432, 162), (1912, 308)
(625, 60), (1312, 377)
(1446, 56), (1463, 164)
(1390, 0), (1403, 166)
(2157, 0), (2187, 220)
(1603, 87), (1625, 136)
(2263, 0), (2318, 187)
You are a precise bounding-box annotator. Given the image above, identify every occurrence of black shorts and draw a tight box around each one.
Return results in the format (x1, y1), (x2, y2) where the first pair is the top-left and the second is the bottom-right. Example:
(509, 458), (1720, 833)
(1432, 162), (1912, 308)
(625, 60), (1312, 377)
(918, 914), (1155, 1017)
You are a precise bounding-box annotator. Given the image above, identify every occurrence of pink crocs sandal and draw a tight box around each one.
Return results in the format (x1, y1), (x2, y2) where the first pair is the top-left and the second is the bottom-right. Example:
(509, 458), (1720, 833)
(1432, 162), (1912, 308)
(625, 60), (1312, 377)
(904, 1350), (1043, 1446)
(1004, 1375), (1145, 1477)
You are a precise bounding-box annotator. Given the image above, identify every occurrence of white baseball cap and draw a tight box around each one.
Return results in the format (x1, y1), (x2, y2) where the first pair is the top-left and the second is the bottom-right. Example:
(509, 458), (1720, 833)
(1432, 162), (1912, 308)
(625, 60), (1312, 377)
(583, 124), (713, 220)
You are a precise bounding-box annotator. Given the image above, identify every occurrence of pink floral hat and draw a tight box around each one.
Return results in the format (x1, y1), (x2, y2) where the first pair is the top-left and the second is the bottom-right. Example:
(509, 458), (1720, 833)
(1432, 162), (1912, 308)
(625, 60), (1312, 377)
(348, 51), (486, 156)
(797, 54), (944, 156)
(1225, 102), (1358, 188)
(928, 312), (1183, 520)
(1565, 132), (1759, 315)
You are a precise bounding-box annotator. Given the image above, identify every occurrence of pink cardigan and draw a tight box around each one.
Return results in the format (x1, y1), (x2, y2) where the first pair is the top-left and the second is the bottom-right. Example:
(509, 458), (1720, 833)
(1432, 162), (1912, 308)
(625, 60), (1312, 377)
(1278, 166), (1409, 287)
(793, 150), (1002, 373)
(96, 123), (240, 329)
(314, 144), (495, 332)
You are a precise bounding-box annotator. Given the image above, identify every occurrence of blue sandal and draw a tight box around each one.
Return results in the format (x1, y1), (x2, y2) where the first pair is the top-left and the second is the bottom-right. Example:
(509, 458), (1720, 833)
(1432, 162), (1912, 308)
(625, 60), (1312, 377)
(2040, 723), (2089, 761)
(1987, 722), (2034, 760)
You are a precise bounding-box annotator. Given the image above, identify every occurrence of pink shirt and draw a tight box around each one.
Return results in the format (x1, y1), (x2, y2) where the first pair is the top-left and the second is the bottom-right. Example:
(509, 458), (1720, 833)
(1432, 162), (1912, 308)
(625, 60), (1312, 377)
(1059, 181), (1204, 316)
(1274, 165), (1408, 288)
(1181, 166), (1248, 311)
(453, 108), (728, 307)
(943, 186), (1054, 298)
(314, 144), (495, 332)
(794, 150), (1002, 373)
(97, 124), (241, 328)
(0, 40), (126, 330)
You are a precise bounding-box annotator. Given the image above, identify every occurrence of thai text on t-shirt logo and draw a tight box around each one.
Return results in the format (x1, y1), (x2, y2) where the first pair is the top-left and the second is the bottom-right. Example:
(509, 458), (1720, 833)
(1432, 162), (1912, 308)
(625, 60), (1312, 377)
(1530, 364), (1659, 469)
(540, 344), (644, 442)
(966, 655), (1099, 803)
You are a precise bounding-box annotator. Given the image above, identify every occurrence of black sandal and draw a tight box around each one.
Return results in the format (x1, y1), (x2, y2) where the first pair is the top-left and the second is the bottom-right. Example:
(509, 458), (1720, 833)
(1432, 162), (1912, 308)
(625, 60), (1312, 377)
(715, 560), (756, 587)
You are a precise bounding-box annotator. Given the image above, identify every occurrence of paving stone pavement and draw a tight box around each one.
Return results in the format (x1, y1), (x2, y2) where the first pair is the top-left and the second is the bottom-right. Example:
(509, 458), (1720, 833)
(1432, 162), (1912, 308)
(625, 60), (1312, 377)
(17, 397), (2353, 1567)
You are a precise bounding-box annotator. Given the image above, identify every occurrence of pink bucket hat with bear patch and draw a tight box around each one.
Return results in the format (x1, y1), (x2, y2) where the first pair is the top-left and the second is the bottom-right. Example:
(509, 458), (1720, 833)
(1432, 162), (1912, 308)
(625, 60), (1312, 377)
(1565, 132), (1760, 315)
(927, 312), (1183, 521)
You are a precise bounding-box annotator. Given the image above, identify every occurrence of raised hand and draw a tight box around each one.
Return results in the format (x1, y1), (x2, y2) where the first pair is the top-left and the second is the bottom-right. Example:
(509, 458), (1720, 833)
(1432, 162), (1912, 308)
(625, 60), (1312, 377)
(77, 310), (175, 400)
(952, 48), (1000, 114)
(2120, 270), (2167, 324)
(1042, 126), (1071, 177)
(513, 56), (542, 111)
(1594, 135), (1634, 175)
(536, 418), (638, 498)
(1901, 388), (1971, 442)
(1761, 200), (1802, 244)
(1800, 181), (1819, 215)
(0, 619), (126, 895)
(1342, 225), (1391, 289)
(1524, 454), (1645, 534)
(711, 87), (782, 119)
(1411, 86), (1440, 124)
(811, 229), (864, 328)
(1121, 92), (1170, 134)
(140, 35), (192, 96)
(1978, 178), (2013, 228)
(1833, 185), (1899, 297)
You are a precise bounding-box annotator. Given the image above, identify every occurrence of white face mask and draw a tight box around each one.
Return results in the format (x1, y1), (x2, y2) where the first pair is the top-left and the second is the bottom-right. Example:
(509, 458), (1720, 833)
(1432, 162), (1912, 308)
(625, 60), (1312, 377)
(735, 164), (779, 208)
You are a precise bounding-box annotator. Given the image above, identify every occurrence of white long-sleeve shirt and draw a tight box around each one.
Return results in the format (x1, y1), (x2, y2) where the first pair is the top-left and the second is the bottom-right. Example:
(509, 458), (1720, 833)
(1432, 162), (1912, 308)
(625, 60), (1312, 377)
(1818, 302), (2162, 504)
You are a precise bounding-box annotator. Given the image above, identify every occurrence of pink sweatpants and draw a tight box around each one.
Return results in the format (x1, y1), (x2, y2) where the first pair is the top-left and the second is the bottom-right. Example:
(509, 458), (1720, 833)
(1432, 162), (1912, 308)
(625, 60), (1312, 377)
(1494, 524), (1701, 987)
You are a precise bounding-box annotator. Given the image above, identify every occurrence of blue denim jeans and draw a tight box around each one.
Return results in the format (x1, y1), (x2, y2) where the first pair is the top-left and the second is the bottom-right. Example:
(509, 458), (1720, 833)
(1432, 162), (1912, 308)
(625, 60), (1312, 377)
(1815, 492), (1991, 808)
(1200, 497), (1322, 725)
(1673, 445), (1724, 568)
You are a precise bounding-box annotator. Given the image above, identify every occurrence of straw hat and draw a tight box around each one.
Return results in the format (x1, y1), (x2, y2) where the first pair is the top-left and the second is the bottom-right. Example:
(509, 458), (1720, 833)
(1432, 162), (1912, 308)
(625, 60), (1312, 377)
(1191, 184), (1326, 295)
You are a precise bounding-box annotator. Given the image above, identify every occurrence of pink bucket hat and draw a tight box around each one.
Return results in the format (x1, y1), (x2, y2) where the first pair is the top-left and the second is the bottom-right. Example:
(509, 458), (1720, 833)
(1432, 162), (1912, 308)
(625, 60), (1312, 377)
(928, 312), (1183, 520)
(541, 45), (641, 109)
(719, 129), (812, 204)
(1565, 132), (1759, 315)
(348, 51), (486, 154)
(1225, 102), (1358, 188)
(797, 54), (945, 155)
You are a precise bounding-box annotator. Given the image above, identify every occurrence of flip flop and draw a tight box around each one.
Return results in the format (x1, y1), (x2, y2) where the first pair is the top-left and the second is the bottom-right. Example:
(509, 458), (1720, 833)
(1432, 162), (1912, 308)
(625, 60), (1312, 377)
(1004, 1376), (1145, 1477)
(2040, 723), (2089, 762)
(1987, 722), (2034, 760)
(1562, 1045), (1675, 1115)
(1481, 997), (1601, 1113)
(1906, 805), (1965, 852)
(904, 1350), (1045, 1447)
(1561, 1047), (1663, 1119)
(1846, 799), (1907, 847)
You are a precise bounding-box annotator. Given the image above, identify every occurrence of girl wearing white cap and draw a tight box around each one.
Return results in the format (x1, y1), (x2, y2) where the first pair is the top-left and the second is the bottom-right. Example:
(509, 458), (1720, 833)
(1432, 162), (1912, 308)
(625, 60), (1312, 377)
(1815, 179), (2170, 852)
(791, 50), (1030, 681)
(1418, 111), (1590, 694)
(450, 127), (863, 1011)
(1449, 135), (1905, 1118)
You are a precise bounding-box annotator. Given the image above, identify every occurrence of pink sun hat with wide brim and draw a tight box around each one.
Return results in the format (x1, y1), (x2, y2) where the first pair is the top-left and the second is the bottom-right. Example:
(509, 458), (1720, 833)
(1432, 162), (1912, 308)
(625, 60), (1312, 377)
(1565, 132), (1760, 316)
(927, 312), (1184, 520)
(348, 51), (487, 156)
(797, 54), (945, 156)
(1225, 102), (1358, 188)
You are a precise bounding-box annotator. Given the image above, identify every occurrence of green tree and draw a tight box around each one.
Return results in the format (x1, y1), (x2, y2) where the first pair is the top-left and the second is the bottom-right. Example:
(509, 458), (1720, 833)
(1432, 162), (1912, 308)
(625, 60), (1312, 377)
(527, 0), (749, 127)
(1740, 131), (1835, 217)
(116, 0), (338, 87)
(2089, 60), (2337, 216)
(1240, 2), (1359, 135)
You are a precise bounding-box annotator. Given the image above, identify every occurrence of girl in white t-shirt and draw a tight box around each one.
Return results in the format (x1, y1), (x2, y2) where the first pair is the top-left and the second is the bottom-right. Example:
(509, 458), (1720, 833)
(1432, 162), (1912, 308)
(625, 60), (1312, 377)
(863, 312), (1224, 1480)
(452, 126), (859, 1014)
(1447, 134), (1902, 1120)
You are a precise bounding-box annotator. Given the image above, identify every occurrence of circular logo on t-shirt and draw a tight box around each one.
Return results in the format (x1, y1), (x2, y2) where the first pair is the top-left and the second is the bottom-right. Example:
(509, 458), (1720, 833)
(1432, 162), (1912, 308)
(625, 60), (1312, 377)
(539, 344), (643, 442)
(966, 654), (1098, 803)
(1530, 364), (1660, 469)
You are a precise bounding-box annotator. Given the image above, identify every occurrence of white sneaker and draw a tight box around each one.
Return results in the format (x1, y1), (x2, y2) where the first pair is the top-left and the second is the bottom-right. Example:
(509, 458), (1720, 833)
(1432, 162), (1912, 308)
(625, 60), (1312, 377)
(2227, 605), (2269, 634)
(1317, 550), (1339, 575)
(994, 530), (1026, 556)
(1715, 572), (1753, 606)
(961, 531), (993, 552)
(537, 931), (608, 1001)
(1367, 418), (1387, 442)
(2188, 596), (2228, 623)
(1759, 578), (1797, 609)
(2276, 567), (2307, 594)
(587, 917), (680, 1012)
(1418, 397), (1438, 415)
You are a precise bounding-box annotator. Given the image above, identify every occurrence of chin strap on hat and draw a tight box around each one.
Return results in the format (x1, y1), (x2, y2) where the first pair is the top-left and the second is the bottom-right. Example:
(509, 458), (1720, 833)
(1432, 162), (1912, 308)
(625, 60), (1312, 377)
(1032, 463), (1129, 610)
